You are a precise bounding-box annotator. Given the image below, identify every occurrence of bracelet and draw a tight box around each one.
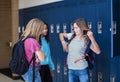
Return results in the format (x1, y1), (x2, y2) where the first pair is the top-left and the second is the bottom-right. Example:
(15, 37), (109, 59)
(61, 40), (66, 44)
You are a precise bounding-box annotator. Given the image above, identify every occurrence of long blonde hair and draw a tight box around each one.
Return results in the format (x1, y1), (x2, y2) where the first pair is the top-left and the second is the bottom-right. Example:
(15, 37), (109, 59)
(21, 18), (45, 42)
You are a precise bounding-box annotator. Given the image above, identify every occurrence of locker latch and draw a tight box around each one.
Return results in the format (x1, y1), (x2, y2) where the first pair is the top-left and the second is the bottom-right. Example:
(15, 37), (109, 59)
(57, 64), (60, 73)
(64, 65), (67, 75)
(98, 72), (102, 82)
(63, 23), (67, 33)
(110, 74), (115, 82)
(88, 22), (92, 29)
(98, 21), (102, 34)
(113, 21), (116, 35)
(50, 24), (54, 33)
(56, 24), (60, 33)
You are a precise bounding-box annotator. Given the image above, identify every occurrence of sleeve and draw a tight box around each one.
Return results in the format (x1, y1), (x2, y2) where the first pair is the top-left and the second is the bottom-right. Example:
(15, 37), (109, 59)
(49, 55), (55, 70)
(25, 38), (41, 53)
(30, 39), (41, 53)
(67, 33), (73, 40)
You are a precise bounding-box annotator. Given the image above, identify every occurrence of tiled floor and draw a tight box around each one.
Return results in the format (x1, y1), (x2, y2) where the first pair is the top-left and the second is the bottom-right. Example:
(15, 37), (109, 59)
(0, 73), (24, 82)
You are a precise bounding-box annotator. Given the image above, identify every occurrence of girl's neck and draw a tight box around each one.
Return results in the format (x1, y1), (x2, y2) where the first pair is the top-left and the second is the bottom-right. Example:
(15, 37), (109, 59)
(75, 34), (83, 40)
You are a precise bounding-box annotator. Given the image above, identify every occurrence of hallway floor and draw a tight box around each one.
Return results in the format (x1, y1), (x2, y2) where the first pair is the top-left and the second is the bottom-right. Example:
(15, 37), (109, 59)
(0, 73), (23, 82)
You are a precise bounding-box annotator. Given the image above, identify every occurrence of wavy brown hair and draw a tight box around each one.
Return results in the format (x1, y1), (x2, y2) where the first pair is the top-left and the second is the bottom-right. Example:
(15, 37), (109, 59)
(68, 18), (90, 45)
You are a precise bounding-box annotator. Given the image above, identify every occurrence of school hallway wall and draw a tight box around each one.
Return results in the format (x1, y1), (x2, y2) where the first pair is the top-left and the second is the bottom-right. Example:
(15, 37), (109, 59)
(18, 0), (120, 82)
(0, 0), (120, 82)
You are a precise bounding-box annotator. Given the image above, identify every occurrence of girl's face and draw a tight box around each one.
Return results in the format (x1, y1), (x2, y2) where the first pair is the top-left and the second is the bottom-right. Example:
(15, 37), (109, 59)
(73, 23), (82, 36)
(42, 25), (48, 36)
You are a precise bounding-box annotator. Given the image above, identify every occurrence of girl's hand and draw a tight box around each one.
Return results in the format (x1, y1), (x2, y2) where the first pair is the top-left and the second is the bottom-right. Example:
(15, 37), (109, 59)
(51, 70), (54, 79)
(87, 31), (101, 54)
(87, 31), (94, 40)
(35, 55), (40, 63)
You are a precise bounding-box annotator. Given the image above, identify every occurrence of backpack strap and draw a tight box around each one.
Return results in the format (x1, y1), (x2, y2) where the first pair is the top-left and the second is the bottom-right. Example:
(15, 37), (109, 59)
(84, 41), (91, 54)
(29, 54), (35, 65)
(74, 41), (91, 63)
(32, 53), (36, 82)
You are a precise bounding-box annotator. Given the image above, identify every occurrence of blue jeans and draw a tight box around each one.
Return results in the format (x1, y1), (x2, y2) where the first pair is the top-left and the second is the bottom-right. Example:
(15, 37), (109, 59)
(68, 68), (89, 82)
(22, 66), (41, 82)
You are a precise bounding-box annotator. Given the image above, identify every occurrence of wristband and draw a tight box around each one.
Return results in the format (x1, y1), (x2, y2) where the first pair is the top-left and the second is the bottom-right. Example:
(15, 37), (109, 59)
(61, 40), (66, 44)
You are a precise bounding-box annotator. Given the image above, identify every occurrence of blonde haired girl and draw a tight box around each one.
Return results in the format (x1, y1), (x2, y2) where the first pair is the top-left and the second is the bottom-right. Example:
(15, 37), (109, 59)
(21, 18), (45, 82)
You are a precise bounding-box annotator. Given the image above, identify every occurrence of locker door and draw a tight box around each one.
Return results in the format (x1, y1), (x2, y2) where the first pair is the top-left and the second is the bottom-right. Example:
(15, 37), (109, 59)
(55, 24), (63, 82)
(49, 25), (58, 82)
(48, 8), (63, 82)
(87, 5), (98, 82)
(62, 23), (69, 82)
(95, 2), (111, 82)
(112, 0), (120, 57)
(110, 0), (120, 82)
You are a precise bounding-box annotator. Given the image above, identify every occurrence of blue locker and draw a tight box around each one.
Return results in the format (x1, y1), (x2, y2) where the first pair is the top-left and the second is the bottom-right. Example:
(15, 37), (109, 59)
(110, 0), (120, 82)
(95, 2), (111, 82)
(19, 0), (120, 82)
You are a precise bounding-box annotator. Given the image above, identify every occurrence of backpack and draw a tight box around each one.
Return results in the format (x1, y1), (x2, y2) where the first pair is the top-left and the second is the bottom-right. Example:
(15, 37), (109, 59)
(84, 41), (97, 70)
(85, 49), (96, 70)
(9, 38), (35, 75)
(74, 41), (97, 70)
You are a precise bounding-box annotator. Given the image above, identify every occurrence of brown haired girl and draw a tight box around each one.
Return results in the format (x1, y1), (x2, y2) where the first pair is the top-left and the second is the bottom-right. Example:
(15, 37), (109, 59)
(59, 18), (100, 82)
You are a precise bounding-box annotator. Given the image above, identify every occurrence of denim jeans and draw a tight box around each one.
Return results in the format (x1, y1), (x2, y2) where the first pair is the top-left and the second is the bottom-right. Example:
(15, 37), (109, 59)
(68, 68), (89, 82)
(22, 66), (41, 82)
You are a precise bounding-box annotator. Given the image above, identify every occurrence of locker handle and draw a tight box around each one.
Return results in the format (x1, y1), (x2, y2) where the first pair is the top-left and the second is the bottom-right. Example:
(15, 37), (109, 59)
(98, 22), (102, 34)
(57, 64), (60, 73)
(113, 21), (116, 35)
(110, 75), (115, 82)
(63, 65), (67, 75)
(6, 41), (12, 47)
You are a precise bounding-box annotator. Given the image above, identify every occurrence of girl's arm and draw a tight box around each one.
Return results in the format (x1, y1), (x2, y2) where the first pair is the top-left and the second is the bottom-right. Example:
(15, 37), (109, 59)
(59, 33), (68, 52)
(87, 31), (101, 54)
(35, 50), (45, 61)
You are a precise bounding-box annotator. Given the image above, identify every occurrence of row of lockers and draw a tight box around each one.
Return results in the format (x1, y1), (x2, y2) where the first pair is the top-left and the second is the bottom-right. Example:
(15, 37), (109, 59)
(19, 0), (120, 82)
(19, 21), (103, 34)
